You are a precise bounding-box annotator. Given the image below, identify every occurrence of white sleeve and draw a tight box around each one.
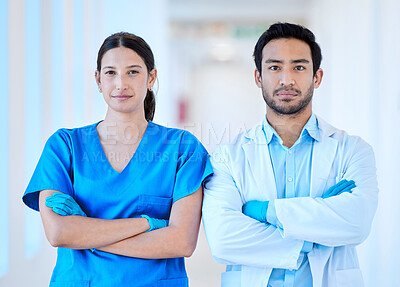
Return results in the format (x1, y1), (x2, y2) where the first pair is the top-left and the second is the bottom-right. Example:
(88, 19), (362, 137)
(274, 137), (378, 246)
(202, 146), (304, 269)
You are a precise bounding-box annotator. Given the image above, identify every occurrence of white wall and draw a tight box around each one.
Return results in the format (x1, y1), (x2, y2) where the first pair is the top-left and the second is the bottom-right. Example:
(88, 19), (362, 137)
(0, 0), (170, 286)
(310, 1), (400, 286)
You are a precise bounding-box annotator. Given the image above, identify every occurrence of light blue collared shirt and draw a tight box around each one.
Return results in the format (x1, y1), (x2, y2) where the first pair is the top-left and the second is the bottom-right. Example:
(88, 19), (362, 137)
(262, 114), (320, 287)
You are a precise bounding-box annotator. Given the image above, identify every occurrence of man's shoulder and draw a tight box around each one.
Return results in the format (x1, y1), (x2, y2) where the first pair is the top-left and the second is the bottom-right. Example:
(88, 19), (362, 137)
(211, 121), (264, 161)
(316, 115), (373, 152)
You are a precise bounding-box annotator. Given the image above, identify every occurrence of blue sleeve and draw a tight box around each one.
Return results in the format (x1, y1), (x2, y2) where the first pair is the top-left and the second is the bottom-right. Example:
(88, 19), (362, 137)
(301, 241), (313, 253)
(22, 129), (74, 211)
(172, 132), (213, 203)
(266, 200), (282, 228)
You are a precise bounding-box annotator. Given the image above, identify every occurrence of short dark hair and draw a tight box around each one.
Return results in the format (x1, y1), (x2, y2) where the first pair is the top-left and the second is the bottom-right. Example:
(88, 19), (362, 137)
(253, 22), (322, 76)
(97, 32), (156, 121)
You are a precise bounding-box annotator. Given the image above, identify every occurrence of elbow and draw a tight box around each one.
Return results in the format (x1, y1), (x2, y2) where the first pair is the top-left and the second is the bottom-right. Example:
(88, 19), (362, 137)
(48, 237), (62, 248)
(202, 228), (225, 260)
(355, 224), (371, 244)
(46, 232), (63, 248)
(181, 237), (198, 258)
(46, 231), (65, 248)
(208, 240), (226, 260)
(351, 213), (374, 244)
(182, 243), (196, 258)
(203, 225), (229, 261)
(338, 221), (372, 246)
(44, 222), (67, 248)
(173, 230), (198, 258)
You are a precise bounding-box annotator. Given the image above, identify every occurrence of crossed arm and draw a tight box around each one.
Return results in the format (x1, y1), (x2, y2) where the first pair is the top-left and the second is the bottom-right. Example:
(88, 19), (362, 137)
(202, 141), (378, 268)
(242, 179), (356, 227)
(39, 187), (203, 258)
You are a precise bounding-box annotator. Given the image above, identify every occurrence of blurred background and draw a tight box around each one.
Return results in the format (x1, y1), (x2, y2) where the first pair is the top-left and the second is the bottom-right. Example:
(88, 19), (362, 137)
(0, 0), (399, 286)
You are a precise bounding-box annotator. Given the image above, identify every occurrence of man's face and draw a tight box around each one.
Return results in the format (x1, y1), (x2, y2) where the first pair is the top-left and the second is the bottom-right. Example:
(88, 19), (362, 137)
(255, 38), (322, 116)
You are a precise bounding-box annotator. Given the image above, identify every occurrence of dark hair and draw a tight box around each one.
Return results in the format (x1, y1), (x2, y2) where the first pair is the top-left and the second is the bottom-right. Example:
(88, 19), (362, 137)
(97, 32), (156, 121)
(253, 22), (322, 76)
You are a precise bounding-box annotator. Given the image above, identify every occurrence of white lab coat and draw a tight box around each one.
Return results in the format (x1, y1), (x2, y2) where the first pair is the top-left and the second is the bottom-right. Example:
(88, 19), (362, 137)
(202, 116), (378, 287)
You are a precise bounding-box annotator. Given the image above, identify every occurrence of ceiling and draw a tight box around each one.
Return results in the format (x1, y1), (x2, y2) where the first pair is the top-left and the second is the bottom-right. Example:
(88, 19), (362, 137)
(168, 0), (314, 23)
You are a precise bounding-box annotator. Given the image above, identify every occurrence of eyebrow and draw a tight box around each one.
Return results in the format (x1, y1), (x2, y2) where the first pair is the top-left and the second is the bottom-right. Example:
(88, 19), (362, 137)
(102, 64), (143, 70)
(265, 59), (283, 64)
(291, 59), (310, 64)
(264, 58), (310, 64)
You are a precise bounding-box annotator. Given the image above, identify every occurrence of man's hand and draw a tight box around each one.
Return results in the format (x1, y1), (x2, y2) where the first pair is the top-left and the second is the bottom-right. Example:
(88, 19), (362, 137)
(242, 200), (269, 222)
(322, 179), (356, 199)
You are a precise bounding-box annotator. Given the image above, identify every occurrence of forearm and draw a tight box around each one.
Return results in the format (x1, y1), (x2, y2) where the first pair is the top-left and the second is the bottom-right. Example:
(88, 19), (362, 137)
(203, 158), (303, 268)
(45, 214), (149, 249)
(100, 187), (203, 259)
(203, 204), (303, 268)
(39, 189), (150, 249)
(99, 224), (198, 258)
(99, 188), (203, 259)
(272, 194), (376, 246)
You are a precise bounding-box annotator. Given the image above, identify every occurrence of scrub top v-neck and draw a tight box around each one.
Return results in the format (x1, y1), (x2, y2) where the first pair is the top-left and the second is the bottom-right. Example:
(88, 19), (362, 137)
(23, 121), (213, 287)
(92, 120), (146, 175)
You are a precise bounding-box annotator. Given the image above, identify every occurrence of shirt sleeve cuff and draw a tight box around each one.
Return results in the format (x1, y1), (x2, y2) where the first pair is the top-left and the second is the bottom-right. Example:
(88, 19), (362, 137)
(266, 200), (283, 228)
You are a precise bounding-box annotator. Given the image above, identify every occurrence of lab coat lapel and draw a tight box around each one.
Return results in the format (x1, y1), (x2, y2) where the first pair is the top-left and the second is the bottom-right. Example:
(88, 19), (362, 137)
(307, 245), (333, 287)
(242, 124), (277, 200)
(310, 117), (338, 197)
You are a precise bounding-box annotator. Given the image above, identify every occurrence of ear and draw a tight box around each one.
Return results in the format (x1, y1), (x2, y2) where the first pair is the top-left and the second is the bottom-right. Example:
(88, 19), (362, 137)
(313, 68), (323, 89)
(148, 68), (157, 90)
(254, 69), (262, 88)
(95, 70), (101, 88)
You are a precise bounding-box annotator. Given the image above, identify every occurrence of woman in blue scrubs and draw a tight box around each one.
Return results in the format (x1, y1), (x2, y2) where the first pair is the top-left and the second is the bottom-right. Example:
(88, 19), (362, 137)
(22, 32), (213, 287)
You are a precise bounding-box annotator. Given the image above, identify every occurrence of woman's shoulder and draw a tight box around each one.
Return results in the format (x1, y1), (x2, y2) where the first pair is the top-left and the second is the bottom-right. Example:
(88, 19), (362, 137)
(149, 121), (201, 143)
(47, 122), (100, 146)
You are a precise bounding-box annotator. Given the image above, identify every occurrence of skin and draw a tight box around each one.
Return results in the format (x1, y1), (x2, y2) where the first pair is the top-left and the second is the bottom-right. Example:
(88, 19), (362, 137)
(95, 46), (156, 173)
(39, 46), (203, 258)
(254, 38), (323, 148)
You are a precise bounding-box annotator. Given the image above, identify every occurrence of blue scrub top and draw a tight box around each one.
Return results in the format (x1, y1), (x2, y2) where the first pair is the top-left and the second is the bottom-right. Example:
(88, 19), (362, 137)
(23, 121), (213, 287)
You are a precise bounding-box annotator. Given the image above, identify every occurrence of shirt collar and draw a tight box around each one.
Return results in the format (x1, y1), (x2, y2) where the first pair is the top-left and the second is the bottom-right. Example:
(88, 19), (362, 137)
(302, 114), (320, 142)
(262, 113), (320, 145)
(262, 116), (280, 144)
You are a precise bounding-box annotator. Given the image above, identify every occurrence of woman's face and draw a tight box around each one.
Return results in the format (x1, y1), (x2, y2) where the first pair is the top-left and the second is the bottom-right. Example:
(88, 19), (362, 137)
(95, 46), (156, 116)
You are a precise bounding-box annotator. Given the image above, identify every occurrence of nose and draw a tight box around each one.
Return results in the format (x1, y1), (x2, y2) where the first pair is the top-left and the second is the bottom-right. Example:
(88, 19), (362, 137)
(279, 70), (295, 87)
(115, 74), (128, 90)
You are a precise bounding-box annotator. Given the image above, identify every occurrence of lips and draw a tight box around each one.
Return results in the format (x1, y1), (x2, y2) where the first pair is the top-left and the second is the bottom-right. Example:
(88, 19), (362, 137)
(275, 92), (298, 100)
(112, 95), (132, 100)
(274, 88), (299, 99)
(276, 91), (297, 96)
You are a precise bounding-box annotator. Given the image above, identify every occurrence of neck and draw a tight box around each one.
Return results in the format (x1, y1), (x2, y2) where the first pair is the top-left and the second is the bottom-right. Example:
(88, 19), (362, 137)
(98, 109), (148, 144)
(266, 107), (312, 148)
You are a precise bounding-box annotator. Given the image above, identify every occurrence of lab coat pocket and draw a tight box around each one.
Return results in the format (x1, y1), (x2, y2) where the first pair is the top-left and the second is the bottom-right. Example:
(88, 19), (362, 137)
(157, 277), (188, 287)
(335, 268), (364, 287)
(138, 195), (172, 219)
(50, 281), (89, 287)
(221, 271), (241, 287)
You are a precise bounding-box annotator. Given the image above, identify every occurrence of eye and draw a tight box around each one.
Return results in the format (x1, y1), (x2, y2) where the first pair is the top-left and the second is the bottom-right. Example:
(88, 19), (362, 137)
(104, 70), (115, 75)
(294, 66), (305, 71)
(128, 70), (139, 75)
(268, 66), (280, 71)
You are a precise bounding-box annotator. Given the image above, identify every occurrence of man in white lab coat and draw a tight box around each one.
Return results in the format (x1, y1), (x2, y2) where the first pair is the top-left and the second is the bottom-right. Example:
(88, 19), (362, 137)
(202, 22), (378, 287)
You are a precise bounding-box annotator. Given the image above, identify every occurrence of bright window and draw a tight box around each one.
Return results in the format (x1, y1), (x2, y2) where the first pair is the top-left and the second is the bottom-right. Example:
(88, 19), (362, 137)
(24, 0), (43, 259)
